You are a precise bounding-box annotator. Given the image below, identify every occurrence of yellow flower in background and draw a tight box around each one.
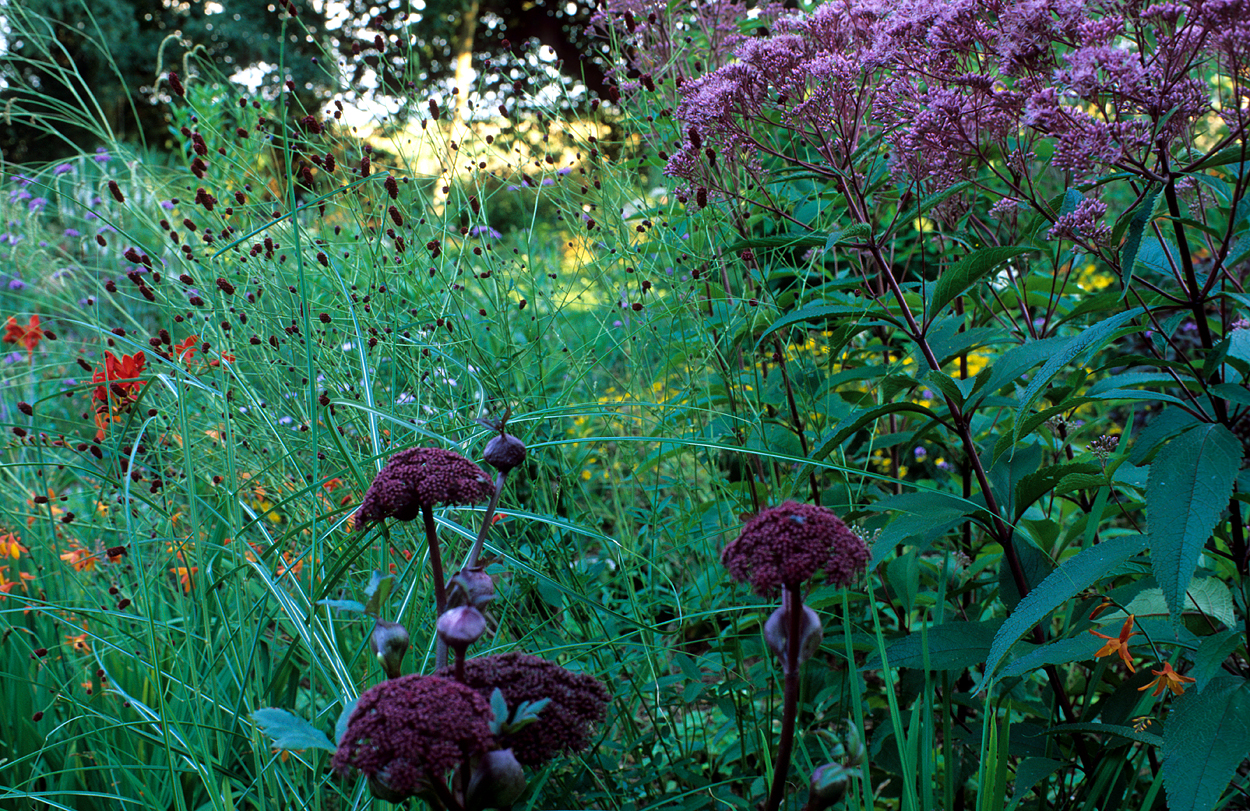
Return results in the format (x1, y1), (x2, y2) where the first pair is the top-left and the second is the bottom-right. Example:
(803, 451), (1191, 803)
(1076, 263), (1115, 293)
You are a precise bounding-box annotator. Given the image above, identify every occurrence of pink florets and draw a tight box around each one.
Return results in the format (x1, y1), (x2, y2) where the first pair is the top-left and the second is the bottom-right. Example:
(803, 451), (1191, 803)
(333, 675), (494, 798)
(354, 447), (495, 530)
(721, 501), (869, 596)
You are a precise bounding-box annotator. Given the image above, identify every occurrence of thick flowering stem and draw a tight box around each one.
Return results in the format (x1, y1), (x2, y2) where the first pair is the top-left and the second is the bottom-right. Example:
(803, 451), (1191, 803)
(422, 503), (449, 615)
(465, 471), (507, 571)
(764, 585), (804, 811)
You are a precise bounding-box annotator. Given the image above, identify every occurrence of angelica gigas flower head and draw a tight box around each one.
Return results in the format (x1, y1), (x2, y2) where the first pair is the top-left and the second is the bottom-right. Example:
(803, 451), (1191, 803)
(438, 652), (610, 767)
(333, 675), (494, 800)
(353, 447), (494, 531)
(721, 501), (869, 597)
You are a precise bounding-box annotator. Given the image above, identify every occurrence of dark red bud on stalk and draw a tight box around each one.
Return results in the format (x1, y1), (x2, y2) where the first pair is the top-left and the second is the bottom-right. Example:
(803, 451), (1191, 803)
(429, 98), (440, 120)
(388, 206), (403, 227)
(108, 181), (125, 202)
(168, 72), (185, 97)
(360, 154), (370, 176)
(216, 278), (235, 295)
(384, 175), (398, 199)
(18, 402), (33, 416)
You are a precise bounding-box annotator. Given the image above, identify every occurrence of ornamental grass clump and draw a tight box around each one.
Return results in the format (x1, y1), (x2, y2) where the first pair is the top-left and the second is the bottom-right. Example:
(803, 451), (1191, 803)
(723, 501), (868, 811)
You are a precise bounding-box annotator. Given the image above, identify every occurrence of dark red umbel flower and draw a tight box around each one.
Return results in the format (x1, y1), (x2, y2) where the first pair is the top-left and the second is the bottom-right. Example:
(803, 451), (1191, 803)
(438, 652), (610, 766)
(333, 675), (494, 800)
(721, 501), (869, 597)
(354, 447), (494, 530)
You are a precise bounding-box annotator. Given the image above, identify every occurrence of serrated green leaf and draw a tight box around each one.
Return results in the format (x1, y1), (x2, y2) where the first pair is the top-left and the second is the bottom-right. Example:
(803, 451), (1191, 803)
(929, 246), (1030, 319)
(252, 708), (336, 752)
(1000, 633), (1103, 678)
(1148, 423), (1242, 622)
(751, 303), (871, 351)
(1046, 722), (1162, 747)
(1007, 757), (1065, 810)
(1119, 189), (1161, 294)
(1190, 143), (1250, 172)
(983, 533), (1148, 685)
(1013, 308), (1144, 444)
(1162, 676), (1250, 811)
(879, 618), (1004, 670)
(364, 571), (393, 616)
(1191, 630), (1242, 691)
(1014, 462), (1103, 521)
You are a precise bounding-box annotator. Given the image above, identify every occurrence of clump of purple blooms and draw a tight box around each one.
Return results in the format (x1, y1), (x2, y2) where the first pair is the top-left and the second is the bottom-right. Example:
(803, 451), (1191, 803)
(721, 501), (869, 596)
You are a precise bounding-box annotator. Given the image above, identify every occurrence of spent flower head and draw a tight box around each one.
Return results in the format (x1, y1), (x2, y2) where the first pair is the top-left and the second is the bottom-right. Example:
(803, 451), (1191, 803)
(721, 501), (869, 596)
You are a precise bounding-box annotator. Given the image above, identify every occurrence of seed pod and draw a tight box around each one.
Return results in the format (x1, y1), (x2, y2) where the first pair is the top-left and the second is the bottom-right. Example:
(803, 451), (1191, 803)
(369, 619), (411, 680)
(466, 748), (526, 811)
(484, 432), (526, 473)
(437, 606), (486, 652)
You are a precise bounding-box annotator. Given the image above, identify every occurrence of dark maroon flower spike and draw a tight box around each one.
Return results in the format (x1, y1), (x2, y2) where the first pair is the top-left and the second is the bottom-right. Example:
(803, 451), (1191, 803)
(439, 652), (610, 768)
(721, 501), (868, 811)
(333, 675), (494, 804)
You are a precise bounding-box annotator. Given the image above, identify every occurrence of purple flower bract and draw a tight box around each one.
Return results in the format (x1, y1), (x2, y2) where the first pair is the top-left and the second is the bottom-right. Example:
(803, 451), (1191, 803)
(721, 501), (868, 596)
(333, 675), (494, 798)
(439, 652), (610, 766)
(354, 446), (495, 530)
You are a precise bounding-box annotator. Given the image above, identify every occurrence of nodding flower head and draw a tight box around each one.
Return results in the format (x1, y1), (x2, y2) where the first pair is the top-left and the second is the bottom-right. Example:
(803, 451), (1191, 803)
(354, 447), (495, 530)
(721, 501), (869, 596)
(333, 675), (494, 800)
(438, 652), (610, 767)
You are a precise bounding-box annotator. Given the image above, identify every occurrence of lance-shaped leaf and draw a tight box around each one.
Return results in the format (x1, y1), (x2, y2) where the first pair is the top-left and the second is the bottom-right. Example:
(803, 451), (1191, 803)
(982, 533), (1148, 686)
(928, 246), (1030, 322)
(1163, 676), (1250, 811)
(1148, 423), (1242, 622)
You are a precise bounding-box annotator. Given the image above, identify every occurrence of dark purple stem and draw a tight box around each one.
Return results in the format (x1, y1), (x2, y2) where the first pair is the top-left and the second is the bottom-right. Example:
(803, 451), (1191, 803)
(764, 585), (803, 811)
(466, 472), (507, 571)
(422, 503), (449, 615)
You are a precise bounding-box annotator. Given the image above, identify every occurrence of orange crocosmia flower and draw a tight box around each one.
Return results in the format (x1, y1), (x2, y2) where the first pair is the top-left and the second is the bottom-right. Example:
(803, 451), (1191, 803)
(3, 314), (44, 356)
(60, 546), (99, 572)
(0, 565), (35, 597)
(1090, 614), (1138, 672)
(1139, 662), (1196, 697)
(171, 566), (197, 593)
(66, 631), (90, 653)
(1, 533), (28, 559)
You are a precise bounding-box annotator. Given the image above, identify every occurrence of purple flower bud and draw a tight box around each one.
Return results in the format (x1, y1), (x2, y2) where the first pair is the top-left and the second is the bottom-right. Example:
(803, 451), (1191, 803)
(484, 432), (527, 473)
(369, 619), (411, 679)
(450, 568), (496, 609)
(763, 602), (823, 672)
(437, 606), (487, 651)
(808, 763), (853, 809)
(466, 748), (527, 810)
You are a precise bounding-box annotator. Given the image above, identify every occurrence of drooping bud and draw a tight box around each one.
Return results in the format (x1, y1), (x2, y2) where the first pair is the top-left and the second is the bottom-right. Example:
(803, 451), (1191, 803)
(437, 606), (487, 652)
(450, 568), (496, 609)
(763, 601), (823, 672)
(369, 619), (410, 680)
(466, 748), (527, 810)
(807, 762), (853, 810)
(484, 432), (527, 473)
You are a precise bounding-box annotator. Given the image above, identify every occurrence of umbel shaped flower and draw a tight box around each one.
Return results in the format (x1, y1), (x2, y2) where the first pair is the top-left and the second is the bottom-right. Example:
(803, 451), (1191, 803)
(440, 652), (610, 766)
(354, 447), (495, 530)
(333, 675), (494, 801)
(721, 501), (869, 596)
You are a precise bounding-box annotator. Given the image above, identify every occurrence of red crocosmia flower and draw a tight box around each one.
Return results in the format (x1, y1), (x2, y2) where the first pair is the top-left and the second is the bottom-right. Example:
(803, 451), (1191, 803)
(172, 335), (199, 364)
(3, 315), (45, 357)
(92, 351), (148, 407)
